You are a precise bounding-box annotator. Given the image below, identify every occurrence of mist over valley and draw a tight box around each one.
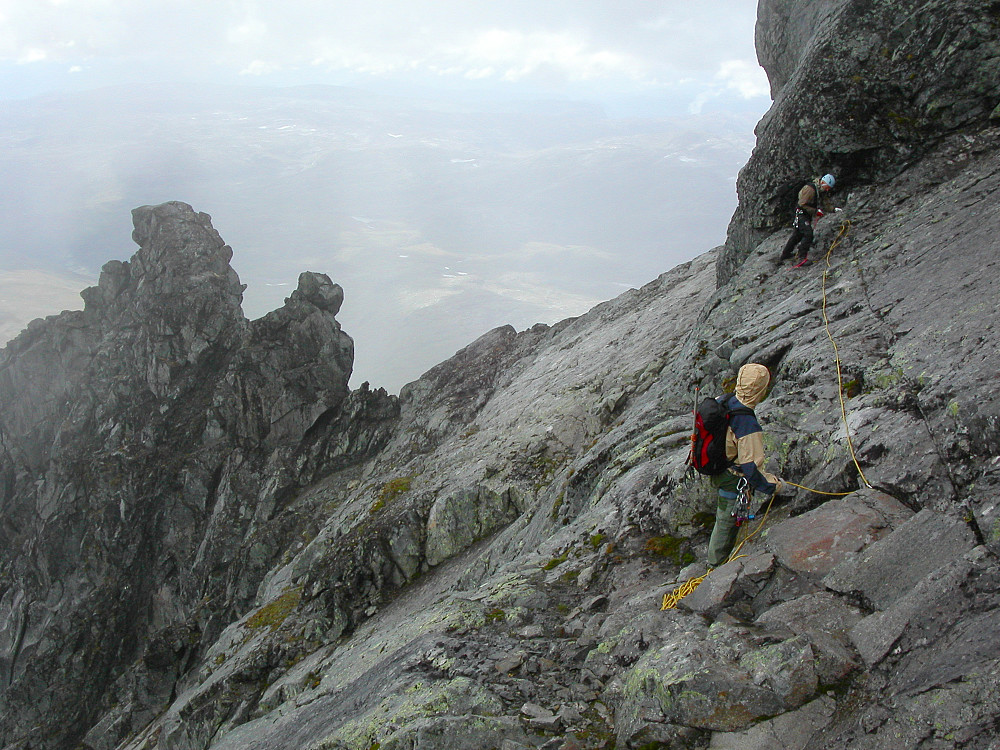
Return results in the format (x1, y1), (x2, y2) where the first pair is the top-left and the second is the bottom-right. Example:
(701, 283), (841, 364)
(0, 83), (757, 390)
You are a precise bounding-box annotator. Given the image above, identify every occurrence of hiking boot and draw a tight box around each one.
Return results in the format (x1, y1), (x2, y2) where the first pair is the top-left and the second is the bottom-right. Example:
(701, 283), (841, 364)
(793, 256), (812, 267)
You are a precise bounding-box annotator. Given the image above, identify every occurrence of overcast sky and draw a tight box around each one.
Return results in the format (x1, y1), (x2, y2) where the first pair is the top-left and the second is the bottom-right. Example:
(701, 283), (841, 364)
(0, 1), (769, 113)
(0, 1), (773, 390)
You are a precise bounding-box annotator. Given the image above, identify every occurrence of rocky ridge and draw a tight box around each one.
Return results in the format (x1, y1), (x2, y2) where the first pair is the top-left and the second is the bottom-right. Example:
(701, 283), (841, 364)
(1, 1), (1000, 749)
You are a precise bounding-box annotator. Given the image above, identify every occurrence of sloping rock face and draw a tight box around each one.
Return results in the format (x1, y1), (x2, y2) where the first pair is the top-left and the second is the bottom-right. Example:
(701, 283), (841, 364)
(1, 2), (1000, 749)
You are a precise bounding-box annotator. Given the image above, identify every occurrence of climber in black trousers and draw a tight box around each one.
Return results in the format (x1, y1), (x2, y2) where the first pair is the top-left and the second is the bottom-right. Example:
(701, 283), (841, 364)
(779, 173), (836, 267)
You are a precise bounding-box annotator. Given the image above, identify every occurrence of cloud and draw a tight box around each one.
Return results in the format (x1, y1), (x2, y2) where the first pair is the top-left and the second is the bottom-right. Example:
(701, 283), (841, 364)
(0, 1), (767, 104)
(240, 59), (279, 77)
(686, 57), (771, 114)
(17, 48), (48, 64)
(435, 28), (645, 84)
(716, 59), (770, 99)
(227, 16), (268, 46)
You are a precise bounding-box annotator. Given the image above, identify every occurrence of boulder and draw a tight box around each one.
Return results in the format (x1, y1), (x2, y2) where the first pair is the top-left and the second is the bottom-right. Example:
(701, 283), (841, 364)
(848, 553), (976, 667)
(763, 490), (912, 576)
(756, 592), (862, 683)
(708, 695), (836, 750)
(612, 635), (787, 735)
(425, 486), (523, 567)
(738, 636), (818, 708)
(823, 509), (977, 610)
(679, 552), (775, 617)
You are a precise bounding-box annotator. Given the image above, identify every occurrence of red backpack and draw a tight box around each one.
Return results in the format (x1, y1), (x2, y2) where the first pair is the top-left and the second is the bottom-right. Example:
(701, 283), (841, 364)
(689, 396), (754, 475)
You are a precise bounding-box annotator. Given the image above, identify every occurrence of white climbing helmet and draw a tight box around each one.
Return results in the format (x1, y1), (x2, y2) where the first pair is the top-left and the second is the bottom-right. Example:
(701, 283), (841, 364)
(820, 173), (836, 188)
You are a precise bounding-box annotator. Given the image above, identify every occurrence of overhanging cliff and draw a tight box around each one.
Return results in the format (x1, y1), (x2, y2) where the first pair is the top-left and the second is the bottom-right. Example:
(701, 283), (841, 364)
(721, 0), (1000, 285)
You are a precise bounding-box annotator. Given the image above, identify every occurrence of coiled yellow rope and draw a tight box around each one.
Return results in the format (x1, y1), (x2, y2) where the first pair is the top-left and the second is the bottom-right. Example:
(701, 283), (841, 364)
(660, 573), (709, 610)
(661, 492), (776, 610)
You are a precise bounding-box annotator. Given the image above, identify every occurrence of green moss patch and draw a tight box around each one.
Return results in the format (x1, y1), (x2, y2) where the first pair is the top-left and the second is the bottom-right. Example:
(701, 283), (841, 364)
(542, 552), (569, 570)
(644, 534), (692, 565)
(246, 587), (302, 632)
(371, 476), (414, 514)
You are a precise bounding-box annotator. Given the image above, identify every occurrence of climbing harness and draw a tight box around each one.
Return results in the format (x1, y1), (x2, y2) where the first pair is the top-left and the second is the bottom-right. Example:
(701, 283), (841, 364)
(662, 218), (874, 611)
(725, 490), (776, 564)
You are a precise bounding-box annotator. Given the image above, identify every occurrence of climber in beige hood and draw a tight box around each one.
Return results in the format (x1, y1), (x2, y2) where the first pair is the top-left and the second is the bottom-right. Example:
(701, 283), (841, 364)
(735, 362), (771, 408)
(722, 364), (781, 484)
(706, 363), (784, 567)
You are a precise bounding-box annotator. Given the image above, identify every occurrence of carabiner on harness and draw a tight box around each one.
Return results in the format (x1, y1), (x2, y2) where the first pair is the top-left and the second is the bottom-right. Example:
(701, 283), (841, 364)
(731, 477), (755, 527)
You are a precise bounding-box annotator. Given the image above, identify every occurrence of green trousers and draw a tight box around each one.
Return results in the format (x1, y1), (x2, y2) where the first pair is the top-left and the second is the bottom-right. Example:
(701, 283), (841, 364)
(707, 471), (741, 568)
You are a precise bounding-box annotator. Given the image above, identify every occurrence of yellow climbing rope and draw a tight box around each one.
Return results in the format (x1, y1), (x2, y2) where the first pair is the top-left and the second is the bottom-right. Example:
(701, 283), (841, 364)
(660, 573), (709, 610)
(658, 476), (859, 609)
(821, 220), (872, 488)
(661, 219), (872, 611)
(784, 481), (853, 496)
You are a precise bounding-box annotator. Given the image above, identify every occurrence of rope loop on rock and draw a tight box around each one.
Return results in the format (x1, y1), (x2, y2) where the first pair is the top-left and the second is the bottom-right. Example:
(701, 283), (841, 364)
(661, 491), (778, 610)
(784, 481), (853, 496)
(660, 573), (709, 610)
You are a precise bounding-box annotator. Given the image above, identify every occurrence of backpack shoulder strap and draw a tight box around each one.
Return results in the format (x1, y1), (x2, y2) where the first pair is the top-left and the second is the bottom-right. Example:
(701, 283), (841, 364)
(723, 394), (755, 424)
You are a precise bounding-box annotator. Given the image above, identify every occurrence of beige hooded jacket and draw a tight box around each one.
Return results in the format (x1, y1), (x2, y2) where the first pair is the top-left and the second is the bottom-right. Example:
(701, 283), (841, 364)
(724, 363), (782, 493)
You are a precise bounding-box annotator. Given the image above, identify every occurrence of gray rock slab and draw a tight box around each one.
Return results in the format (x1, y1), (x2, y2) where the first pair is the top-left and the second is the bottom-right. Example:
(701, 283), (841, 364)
(757, 591), (864, 640)
(738, 636), (817, 708)
(735, 552), (776, 597)
(520, 702), (553, 720)
(890, 607), (1000, 699)
(756, 592), (863, 682)
(849, 553), (976, 666)
(824, 509), (977, 611)
(708, 695), (836, 750)
(764, 490), (912, 576)
(380, 715), (530, 750)
(495, 652), (525, 674)
(856, 654), (1000, 749)
(425, 486), (521, 567)
(613, 637), (787, 734)
(679, 552), (776, 617)
(678, 558), (744, 615)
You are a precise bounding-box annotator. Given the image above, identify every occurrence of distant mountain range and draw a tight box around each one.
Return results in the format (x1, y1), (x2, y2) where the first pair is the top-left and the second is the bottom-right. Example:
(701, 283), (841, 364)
(0, 83), (758, 390)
